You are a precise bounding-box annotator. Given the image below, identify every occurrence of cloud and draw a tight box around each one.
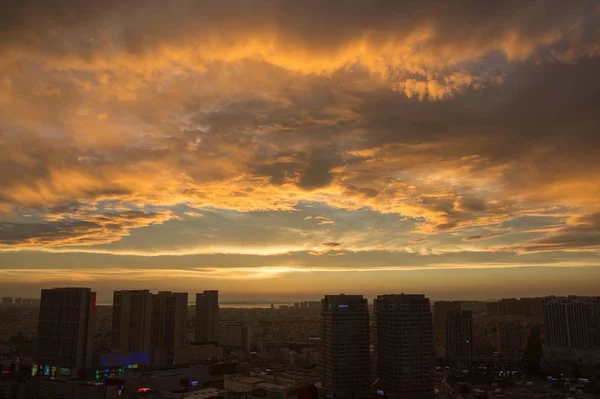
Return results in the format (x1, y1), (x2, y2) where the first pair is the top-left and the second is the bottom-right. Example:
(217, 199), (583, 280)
(0, 0), (598, 259)
(318, 220), (336, 225)
(509, 213), (600, 253)
(184, 211), (204, 218)
(0, 209), (176, 247)
(1, 1), (598, 90)
(463, 233), (505, 242)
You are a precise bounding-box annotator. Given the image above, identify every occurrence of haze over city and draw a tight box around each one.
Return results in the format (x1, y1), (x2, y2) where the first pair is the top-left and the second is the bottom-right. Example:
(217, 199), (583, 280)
(1, 0), (600, 302)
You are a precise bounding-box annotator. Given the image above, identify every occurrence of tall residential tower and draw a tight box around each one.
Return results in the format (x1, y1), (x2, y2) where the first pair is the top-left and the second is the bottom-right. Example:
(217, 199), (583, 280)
(195, 290), (219, 342)
(112, 290), (153, 353)
(320, 294), (370, 398)
(375, 294), (435, 399)
(36, 287), (96, 378)
(445, 310), (473, 369)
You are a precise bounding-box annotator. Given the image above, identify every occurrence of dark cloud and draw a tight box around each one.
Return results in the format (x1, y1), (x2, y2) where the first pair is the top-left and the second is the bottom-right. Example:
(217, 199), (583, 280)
(463, 233), (505, 242)
(0, 210), (175, 246)
(509, 213), (600, 252)
(0, 0), (599, 254)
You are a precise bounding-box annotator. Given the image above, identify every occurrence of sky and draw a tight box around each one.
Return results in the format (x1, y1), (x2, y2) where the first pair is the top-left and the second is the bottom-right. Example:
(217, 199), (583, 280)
(1, 0), (600, 302)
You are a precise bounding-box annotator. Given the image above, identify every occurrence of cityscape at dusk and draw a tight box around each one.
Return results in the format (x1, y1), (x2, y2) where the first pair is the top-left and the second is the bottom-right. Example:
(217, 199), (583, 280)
(1, 0), (600, 398)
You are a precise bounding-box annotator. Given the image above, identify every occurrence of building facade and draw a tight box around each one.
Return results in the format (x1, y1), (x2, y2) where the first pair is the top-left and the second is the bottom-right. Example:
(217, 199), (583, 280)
(35, 287), (96, 378)
(445, 310), (473, 368)
(375, 294), (435, 399)
(320, 294), (370, 398)
(152, 291), (188, 350)
(195, 291), (219, 342)
(433, 301), (462, 355)
(543, 296), (592, 349)
(217, 321), (251, 351)
(112, 290), (153, 353)
(498, 321), (523, 362)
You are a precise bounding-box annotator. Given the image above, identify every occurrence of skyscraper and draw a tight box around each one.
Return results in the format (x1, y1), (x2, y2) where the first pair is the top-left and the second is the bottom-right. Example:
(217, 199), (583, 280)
(320, 294), (370, 398)
(217, 321), (252, 351)
(152, 291), (188, 352)
(498, 321), (524, 362)
(543, 296), (592, 349)
(445, 310), (473, 369)
(433, 301), (462, 330)
(195, 290), (219, 342)
(433, 301), (462, 351)
(590, 297), (600, 347)
(36, 287), (96, 378)
(112, 290), (153, 353)
(375, 294), (434, 399)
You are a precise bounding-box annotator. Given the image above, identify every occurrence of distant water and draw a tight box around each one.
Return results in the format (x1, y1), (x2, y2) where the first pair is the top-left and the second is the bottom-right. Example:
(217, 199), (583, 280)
(220, 302), (291, 309)
(96, 301), (293, 308)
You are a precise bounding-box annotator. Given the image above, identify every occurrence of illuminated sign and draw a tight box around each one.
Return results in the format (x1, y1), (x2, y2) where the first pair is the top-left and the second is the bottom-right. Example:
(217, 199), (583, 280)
(43, 365), (50, 375)
(32, 364), (38, 376)
(188, 380), (199, 387)
(94, 366), (126, 380)
(338, 304), (348, 308)
(59, 367), (71, 376)
(98, 352), (150, 367)
(137, 388), (151, 393)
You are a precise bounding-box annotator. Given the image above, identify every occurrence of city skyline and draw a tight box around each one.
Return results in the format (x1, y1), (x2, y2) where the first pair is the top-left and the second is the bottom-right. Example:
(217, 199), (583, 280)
(2, 0), (600, 299)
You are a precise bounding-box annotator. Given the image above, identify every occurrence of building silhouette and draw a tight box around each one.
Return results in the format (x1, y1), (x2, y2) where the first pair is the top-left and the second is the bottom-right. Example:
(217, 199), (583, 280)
(543, 296), (592, 349)
(111, 290), (187, 366)
(152, 291), (188, 351)
(433, 301), (462, 356)
(320, 294), (370, 398)
(217, 321), (252, 351)
(112, 290), (154, 353)
(498, 320), (524, 362)
(375, 294), (435, 399)
(445, 310), (473, 369)
(195, 290), (219, 342)
(35, 287), (96, 378)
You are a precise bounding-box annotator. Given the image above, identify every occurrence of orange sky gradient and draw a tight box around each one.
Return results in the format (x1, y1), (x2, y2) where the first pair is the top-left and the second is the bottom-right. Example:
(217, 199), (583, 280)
(1, 0), (600, 302)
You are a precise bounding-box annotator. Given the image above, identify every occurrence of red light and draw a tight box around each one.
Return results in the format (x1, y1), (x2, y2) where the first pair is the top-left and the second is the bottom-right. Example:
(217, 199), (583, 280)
(1, 370), (12, 374)
(137, 388), (151, 393)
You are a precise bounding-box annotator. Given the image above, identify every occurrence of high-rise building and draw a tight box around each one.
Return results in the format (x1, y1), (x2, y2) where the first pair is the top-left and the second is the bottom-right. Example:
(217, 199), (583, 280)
(543, 296), (592, 349)
(112, 290), (153, 353)
(445, 310), (473, 368)
(486, 298), (544, 318)
(498, 321), (523, 362)
(36, 287), (96, 378)
(590, 297), (600, 347)
(433, 301), (462, 351)
(521, 298), (544, 318)
(320, 294), (370, 398)
(375, 294), (435, 399)
(195, 290), (219, 342)
(499, 298), (524, 317)
(152, 291), (188, 352)
(433, 301), (462, 329)
(217, 321), (252, 351)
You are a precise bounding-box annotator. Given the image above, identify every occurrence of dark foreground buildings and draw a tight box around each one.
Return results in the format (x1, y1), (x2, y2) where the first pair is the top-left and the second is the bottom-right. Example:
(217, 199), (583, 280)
(374, 294), (435, 399)
(319, 294), (370, 398)
(36, 287), (96, 379)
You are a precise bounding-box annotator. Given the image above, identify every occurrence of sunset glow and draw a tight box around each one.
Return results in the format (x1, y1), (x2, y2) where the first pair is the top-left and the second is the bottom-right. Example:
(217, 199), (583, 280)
(1, 0), (600, 302)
